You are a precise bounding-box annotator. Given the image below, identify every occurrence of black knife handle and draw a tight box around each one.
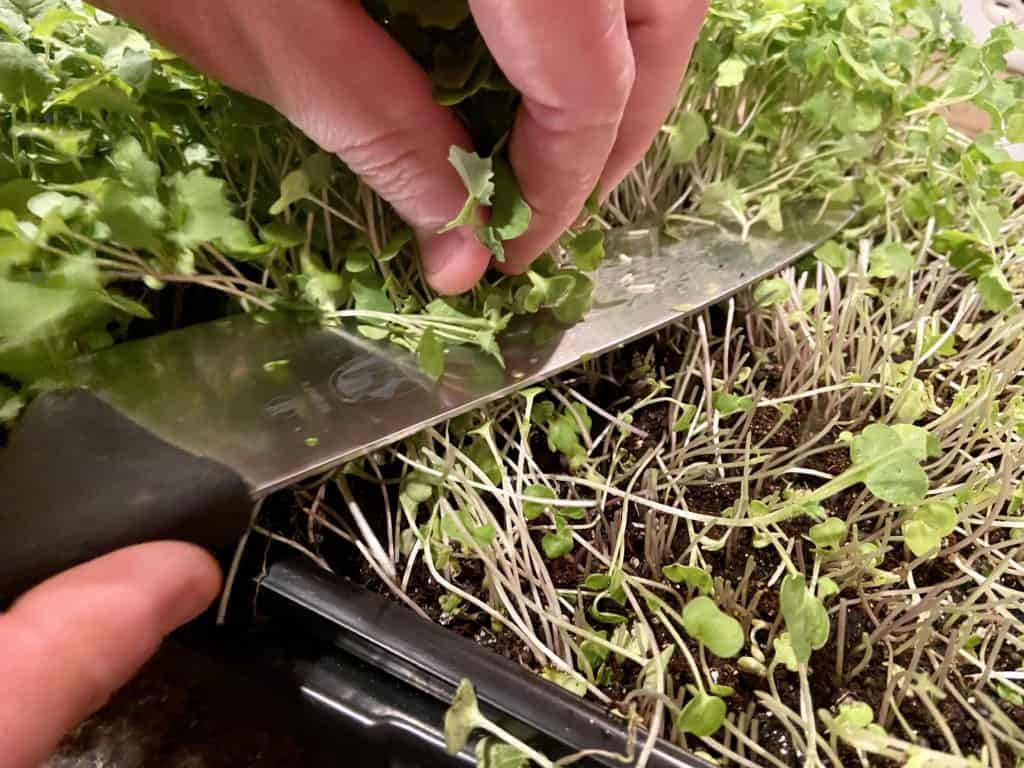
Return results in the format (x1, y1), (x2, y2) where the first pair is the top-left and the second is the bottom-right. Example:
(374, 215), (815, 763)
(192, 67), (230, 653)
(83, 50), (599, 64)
(0, 388), (253, 603)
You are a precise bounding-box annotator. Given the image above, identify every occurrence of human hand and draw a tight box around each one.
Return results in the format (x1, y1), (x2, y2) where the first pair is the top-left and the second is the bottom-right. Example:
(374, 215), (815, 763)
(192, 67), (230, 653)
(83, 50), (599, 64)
(94, 0), (709, 294)
(0, 542), (222, 768)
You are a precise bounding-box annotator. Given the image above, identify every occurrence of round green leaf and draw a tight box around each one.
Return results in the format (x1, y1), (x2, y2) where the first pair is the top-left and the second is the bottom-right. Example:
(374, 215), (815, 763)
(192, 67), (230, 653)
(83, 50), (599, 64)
(808, 517), (848, 550)
(522, 484), (556, 521)
(662, 564), (713, 596)
(865, 456), (929, 505)
(916, 501), (958, 536)
(667, 111), (709, 165)
(780, 574), (830, 664)
(681, 597), (744, 658)
(677, 692), (727, 737)
(869, 242), (914, 279)
(903, 519), (941, 558)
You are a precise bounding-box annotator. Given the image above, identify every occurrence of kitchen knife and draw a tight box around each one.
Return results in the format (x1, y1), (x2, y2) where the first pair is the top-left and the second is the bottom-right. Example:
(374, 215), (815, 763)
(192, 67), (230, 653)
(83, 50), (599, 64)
(0, 203), (853, 598)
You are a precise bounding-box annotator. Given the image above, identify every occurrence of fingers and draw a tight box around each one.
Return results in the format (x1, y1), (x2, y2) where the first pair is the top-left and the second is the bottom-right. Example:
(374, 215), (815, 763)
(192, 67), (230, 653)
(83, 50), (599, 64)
(0, 542), (222, 768)
(470, 0), (635, 275)
(95, 0), (490, 295)
(601, 0), (710, 194)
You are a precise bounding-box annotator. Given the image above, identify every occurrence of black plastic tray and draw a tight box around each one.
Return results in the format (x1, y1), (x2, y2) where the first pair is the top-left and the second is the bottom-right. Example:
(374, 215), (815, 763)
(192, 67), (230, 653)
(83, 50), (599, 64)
(255, 557), (713, 768)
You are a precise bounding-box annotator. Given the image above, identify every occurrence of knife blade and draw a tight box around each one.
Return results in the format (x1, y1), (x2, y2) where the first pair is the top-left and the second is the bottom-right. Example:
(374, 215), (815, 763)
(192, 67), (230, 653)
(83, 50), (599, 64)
(0, 203), (853, 596)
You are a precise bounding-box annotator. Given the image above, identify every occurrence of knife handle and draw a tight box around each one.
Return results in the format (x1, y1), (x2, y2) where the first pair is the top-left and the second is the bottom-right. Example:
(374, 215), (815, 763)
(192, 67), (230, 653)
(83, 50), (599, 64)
(0, 388), (254, 603)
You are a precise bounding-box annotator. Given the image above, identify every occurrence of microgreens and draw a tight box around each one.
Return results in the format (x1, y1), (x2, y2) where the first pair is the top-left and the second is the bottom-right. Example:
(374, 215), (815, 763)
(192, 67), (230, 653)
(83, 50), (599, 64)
(680, 597), (744, 658)
(8, 1), (1024, 766)
(676, 691), (727, 738)
(780, 574), (830, 665)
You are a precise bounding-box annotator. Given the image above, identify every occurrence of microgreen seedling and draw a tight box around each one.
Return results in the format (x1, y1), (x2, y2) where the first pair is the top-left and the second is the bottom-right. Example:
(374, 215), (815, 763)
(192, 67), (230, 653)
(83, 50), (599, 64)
(475, 738), (528, 768)
(540, 668), (586, 697)
(665, 111), (710, 165)
(677, 691), (727, 738)
(902, 501), (958, 558)
(681, 597), (744, 658)
(7, 3), (1024, 765)
(780, 574), (829, 664)
(663, 564), (714, 596)
(541, 516), (573, 560)
(808, 518), (849, 551)
(444, 680), (552, 766)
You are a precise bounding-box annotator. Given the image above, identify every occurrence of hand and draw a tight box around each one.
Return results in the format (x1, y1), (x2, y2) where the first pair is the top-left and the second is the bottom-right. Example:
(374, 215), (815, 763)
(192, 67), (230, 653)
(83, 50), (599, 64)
(94, 0), (709, 294)
(0, 542), (222, 768)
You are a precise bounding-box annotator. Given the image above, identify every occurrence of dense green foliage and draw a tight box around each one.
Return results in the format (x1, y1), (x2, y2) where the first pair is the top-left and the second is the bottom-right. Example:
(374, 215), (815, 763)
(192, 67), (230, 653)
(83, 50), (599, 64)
(2, 0), (1022, 417)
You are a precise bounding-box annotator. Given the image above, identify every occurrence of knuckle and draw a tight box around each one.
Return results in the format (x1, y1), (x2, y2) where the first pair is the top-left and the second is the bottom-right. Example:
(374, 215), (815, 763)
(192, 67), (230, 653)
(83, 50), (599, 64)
(307, 123), (432, 204)
(345, 133), (440, 215)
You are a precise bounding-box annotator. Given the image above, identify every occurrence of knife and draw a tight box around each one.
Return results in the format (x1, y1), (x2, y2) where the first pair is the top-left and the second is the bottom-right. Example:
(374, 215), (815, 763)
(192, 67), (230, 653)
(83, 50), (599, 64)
(0, 203), (852, 598)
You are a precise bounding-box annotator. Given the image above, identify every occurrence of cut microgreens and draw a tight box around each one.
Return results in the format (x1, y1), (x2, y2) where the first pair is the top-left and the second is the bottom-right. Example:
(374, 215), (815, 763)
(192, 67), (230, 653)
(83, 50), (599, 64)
(442, 147), (533, 263)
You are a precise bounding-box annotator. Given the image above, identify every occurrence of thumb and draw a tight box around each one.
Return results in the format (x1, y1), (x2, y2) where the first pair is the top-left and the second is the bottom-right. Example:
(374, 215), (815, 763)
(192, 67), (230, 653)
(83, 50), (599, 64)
(96, 0), (491, 295)
(0, 542), (222, 768)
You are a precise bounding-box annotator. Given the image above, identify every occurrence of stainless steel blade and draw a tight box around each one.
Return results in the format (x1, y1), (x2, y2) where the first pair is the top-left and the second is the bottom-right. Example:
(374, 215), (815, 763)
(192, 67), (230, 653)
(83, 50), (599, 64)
(69, 203), (853, 495)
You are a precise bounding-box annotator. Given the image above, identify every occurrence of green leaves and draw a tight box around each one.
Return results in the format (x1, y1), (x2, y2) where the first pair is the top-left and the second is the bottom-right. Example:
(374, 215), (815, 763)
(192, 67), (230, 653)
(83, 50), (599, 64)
(489, 157), (531, 244)
(541, 516), (573, 560)
(444, 679), (482, 754)
(869, 242), (915, 279)
(168, 170), (256, 255)
(269, 153), (333, 215)
(780, 574), (830, 665)
(715, 57), (748, 88)
(540, 667), (586, 697)
(662, 564), (713, 595)
(753, 278), (790, 307)
(441, 507), (496, 552)
(712, 392), (753, 416)
(418, 328), (445, 380)
(977, 266), (1014, 314)
(567, 229), (604, 272)
(672, 404), (698, 433)
(522, 484), (556, 521)
(542, 402), (591, 469)
(677, 692), (727, 738)
(475, 738), (528, 768)
(902, 501), (958, 558)
(444, 149), (532, 262)
(815, 241), (852, 271)
(0, 40), (55, 106)
(445, 146), (494, 229)
(666, 112), (709, 165)
(808, 517), (849, 551)
(681, 597), (744, 658)
(849, 424), (938, 506)
(110, 137), (159, 195)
